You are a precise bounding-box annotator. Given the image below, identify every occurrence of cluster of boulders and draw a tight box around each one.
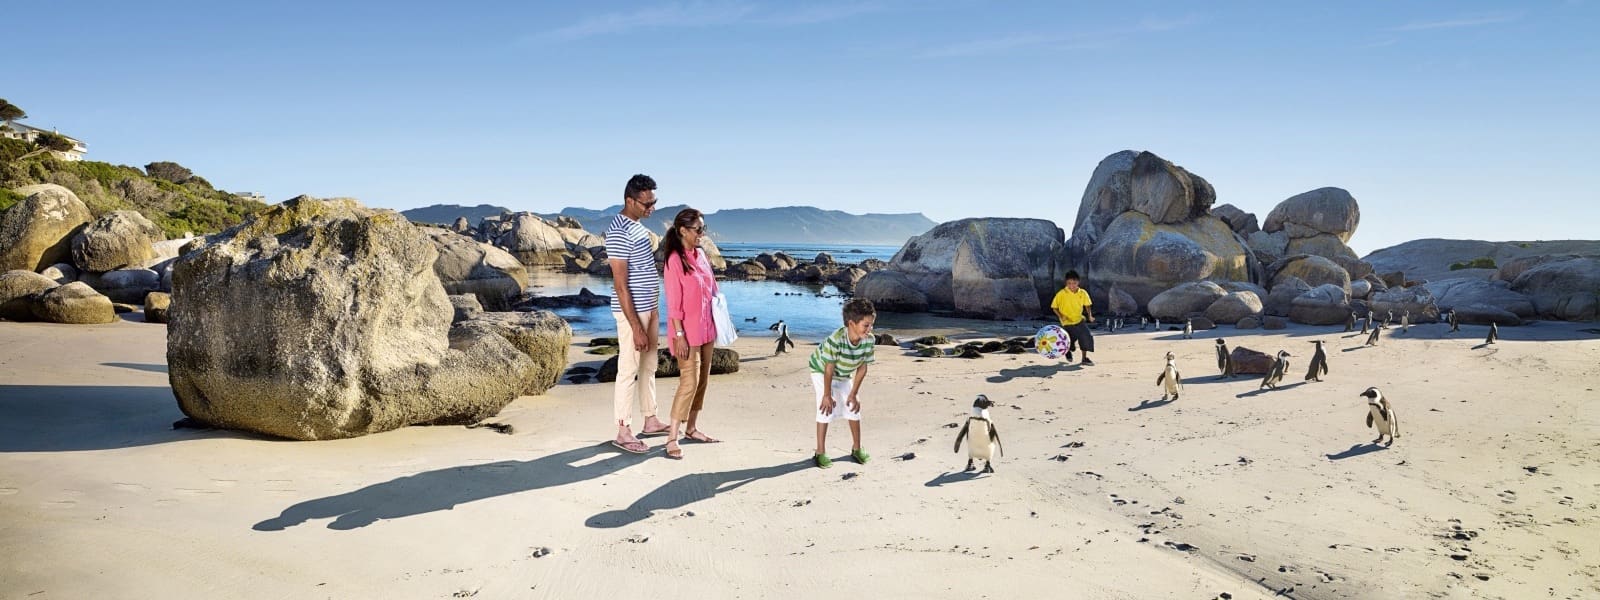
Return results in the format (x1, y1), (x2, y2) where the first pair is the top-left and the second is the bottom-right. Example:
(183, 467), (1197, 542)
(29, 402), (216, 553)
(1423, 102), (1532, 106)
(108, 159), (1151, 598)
(856, 148), (1600, 325)
(899, 334), (1032, 358)
(160, 196), (573, 440)
(722, 251), (880, 292)
(0, 184), (191, 324)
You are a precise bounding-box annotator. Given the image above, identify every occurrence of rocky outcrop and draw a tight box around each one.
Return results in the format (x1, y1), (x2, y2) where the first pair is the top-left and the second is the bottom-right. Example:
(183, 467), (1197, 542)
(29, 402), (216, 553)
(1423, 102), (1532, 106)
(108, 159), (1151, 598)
(31, 281), (116, 324)
(144, 291), (171, 323)
(1288, 284), (1352, 325)
(424, 227), (529, 310)
(70, 210), (165, 272)
(1147, 281), (1226, 320)
(1204, 291), (1263, 325)
(94, 268), (161, 304)
(167, 196), (536, 441)
(1509, 257), (1600, 321)
(815, 252), (836, 265)
(0, 184), (93, 272)
(1107, 285), (1139, 317)
(449, 294), (483, 323)
(495, 213), (569, 266)
(1367, 287), (1441, 323)
(1264, 276), (1312, 317)
(1, 270), (59, 320)
(451, 216), (471, 233)
(1363, 239), (1600, 284)
(866, 218), (1065, 319)
(855, 270), (928, 312)
(1268, 255), (1351, 296)
(1423, 278), (1531, 325)
(453, 311), (572, 395)
(724, 260), (767, 280)
(1263, 187), (1360, 242)
(40, 262), (77, 285)
(1229, 347), (1274, 374)
(1210, 204), (1259, 235)
(754, 252), (799, 272)
(1066, 151), (1254, 310)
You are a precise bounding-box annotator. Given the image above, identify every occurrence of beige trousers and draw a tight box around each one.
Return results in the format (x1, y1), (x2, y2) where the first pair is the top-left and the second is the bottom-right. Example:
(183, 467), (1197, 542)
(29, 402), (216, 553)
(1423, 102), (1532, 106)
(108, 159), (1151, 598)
(671, 342), (713, 421)
(613, 310), (659, 423)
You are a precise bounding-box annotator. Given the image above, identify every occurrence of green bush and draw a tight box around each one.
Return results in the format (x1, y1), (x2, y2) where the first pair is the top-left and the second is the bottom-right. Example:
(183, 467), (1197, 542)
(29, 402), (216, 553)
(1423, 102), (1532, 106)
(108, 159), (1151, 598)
(1449, 257), (1497, 271)
(1, 154), (265, 235)
(0, 138), (31, 162)
(0, 187), (22, 212)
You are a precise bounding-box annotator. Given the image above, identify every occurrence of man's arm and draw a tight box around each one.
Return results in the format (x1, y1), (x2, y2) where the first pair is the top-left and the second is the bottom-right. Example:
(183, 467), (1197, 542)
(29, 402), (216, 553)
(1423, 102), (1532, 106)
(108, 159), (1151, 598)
(610, 259), (647, 350)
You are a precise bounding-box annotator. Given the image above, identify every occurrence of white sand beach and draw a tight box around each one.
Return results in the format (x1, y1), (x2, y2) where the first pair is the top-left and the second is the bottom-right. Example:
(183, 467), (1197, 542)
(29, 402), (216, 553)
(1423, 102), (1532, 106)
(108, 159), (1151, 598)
(2, 315), (1598, 599)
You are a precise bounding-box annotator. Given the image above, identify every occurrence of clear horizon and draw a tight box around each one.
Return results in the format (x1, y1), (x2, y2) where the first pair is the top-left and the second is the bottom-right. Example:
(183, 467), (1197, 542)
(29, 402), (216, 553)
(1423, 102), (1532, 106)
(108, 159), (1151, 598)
(10, 1), (1598, 256)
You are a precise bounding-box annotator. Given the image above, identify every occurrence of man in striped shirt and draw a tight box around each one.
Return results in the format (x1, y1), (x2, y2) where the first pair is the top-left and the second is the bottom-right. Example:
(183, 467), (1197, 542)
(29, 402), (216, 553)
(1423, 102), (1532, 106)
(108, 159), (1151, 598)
(808, 298), (877, 468)
(606, 174), (668, 454)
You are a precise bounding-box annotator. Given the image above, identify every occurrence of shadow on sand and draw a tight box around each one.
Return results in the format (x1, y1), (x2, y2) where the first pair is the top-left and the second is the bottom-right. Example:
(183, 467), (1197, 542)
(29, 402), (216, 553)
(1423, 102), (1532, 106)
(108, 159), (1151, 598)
(1234, 381), (1307, 398)
(1341, 345), (1374, 353)
(924, 471), (984, 487)
(255, 443), (656, 532)
(1128, 397), (1177, 411)
(1325, 443), (1390, 460)
(986, 363), (1074, 383)
(101, 362), (168, 373)
(0, 384), (239, 452)
(585, 460), (813, 528)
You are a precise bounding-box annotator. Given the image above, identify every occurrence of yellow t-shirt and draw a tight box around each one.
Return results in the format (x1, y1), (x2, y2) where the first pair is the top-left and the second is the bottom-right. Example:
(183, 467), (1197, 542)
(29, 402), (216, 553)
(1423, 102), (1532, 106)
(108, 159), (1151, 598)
(1051, 288), (1092, 326)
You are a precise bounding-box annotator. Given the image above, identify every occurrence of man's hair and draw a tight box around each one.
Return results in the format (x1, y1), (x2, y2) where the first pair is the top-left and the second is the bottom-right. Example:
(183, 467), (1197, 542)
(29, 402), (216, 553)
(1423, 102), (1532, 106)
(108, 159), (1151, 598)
(1064, 270), (1081, 282)
(842, 298), (876, 324)
(624, 174), (656, 200)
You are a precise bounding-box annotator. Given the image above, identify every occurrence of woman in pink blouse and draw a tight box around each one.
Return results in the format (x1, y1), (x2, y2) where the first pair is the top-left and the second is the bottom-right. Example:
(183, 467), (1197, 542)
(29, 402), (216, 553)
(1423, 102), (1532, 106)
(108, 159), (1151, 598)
(661, 208), (721, 459)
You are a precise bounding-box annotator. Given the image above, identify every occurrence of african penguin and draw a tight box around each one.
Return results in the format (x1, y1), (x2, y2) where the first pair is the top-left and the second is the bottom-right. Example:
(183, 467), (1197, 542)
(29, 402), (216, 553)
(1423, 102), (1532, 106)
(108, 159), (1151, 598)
(1344, 311), (1356, 333)
(1157, 351), (1183, 401)
(1260, 350), (1290, 390)
(1448, 309), (1460, 332)
(1140, 316), (1148, 331)
(953, 395), (1003, 474)
(1183, 319), (1194, 340)
(1382, 310), (1394, 329)
(1360, 387), (1400, 445)
(1215, 338), (1233, 379)
(1486, 322), (1499, 345)
(1359, 315), (1370, 335)
(1304, 340), (1329, 382)
(1365, 325), (1381, 347)
(1400, 311), (1410, 334)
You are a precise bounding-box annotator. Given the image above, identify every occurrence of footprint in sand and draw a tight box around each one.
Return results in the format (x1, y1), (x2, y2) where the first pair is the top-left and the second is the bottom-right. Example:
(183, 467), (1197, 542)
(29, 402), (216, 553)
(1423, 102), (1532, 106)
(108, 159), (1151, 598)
(0, 487), (18, 496)
(175, 488), (222, 496)
(1497, 490), (1517, 504)
(112, 483), (148, 493)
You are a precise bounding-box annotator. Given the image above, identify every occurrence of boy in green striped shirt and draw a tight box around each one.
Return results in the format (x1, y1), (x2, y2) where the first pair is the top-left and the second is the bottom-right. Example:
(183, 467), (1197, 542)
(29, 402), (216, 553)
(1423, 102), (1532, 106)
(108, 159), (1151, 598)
(809, 298), (877, 469)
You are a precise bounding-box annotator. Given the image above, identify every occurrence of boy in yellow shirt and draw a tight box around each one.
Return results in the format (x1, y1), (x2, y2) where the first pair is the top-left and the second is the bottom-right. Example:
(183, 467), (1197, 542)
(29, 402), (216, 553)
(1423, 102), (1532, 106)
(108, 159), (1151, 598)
(1050, 270), (1095, 366)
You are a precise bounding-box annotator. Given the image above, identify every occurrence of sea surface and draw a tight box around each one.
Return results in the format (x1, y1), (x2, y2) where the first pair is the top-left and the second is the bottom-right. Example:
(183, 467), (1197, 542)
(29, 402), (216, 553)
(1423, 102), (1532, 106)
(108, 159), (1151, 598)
(527, 243), (1042, 340)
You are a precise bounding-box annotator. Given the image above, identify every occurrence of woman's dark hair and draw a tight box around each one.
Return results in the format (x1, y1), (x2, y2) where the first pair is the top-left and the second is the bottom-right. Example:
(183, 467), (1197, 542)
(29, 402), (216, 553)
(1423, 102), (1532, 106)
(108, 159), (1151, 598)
(659, 208), (704, 274)
(624, 174), (656, 200)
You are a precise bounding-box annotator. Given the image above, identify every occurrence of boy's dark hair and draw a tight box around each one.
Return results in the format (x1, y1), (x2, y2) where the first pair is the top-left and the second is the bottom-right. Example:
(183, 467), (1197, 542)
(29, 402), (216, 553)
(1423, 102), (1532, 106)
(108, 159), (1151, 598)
(624, 174), (656, 200)
(842, 298), (876, 324)
(1064, 270), (1081, 282)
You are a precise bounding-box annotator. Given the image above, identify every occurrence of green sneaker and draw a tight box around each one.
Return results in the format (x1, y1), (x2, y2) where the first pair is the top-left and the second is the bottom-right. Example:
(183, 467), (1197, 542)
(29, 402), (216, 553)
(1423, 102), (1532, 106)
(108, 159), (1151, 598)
(851, 448), (870, 464)
(814, 453), (832, 469)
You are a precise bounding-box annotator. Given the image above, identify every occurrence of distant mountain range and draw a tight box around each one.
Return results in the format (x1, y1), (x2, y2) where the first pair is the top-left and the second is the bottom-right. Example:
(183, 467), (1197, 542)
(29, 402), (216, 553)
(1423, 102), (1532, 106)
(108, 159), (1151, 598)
(402, 204), (935, 245)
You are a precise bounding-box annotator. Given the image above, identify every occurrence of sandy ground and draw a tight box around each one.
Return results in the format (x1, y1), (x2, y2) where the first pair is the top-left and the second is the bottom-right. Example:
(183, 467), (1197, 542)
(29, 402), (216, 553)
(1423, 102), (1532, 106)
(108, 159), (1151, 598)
(2, 313), (1598, 599)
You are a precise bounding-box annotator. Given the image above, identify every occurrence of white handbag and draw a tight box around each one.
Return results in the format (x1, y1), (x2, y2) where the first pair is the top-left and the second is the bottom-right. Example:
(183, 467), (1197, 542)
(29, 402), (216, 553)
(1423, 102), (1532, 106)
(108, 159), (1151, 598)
(711, 293), (738, 347)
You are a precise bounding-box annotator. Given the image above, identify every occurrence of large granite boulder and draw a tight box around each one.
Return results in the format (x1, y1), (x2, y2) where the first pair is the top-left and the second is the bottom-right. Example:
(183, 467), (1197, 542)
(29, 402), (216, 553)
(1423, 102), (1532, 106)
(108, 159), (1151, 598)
(167, 196), (536, 440)
(1364, 239), (1600, 284)
(1107, 285), (1139, 317)
(867, 218), (1065, 319)
(40, 262), (77, 285)
(453, 310), (572, 395)
(0, 270), (59, 320)
(1067, 151), (1254, 310)
(1264, 276), (1312, 317)
(31, 281), (116, 324)
(754, 252), (798, 272)
(1268, 255), (1351, 296)
(1288, 284), (1351, 325)
(855, 270), (928, 313)
(70, 210), (165, 272)
(1368, 286), (1441, 323)
(828, 266), (867, 292)
(495, 213), (568, 266)
(1263, 187), (1360, 242)
(1510, 257), (1600, 321)
(94, 268), (161, 304)
(424, 227), (529, 310)
(1351, 279), (1372, 300)
(1424, 278), (1535, 325)
(1229, 346), (1274, 375)
(1245, 230), (1289, 266)
(1210, 204), (1259, 235)
(1204, 291), (1263, 325)
(451, 217), (471, 233)
(144, 291), (171, 323)
(0, 184), (93, 272)
(1147, 281), (1226, 320)
(1285, 234), (1371, 279)
(724, 260), (767, 280)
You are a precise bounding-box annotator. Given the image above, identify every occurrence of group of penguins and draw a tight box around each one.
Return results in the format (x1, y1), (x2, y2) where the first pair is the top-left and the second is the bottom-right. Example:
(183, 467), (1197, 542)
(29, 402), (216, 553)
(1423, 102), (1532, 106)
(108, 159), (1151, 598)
(952, 307), (1503, 475)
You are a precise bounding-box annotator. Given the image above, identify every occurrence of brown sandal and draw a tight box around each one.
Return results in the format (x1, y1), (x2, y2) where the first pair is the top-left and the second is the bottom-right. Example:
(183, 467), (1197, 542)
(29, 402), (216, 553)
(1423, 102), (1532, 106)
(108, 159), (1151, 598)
(685, 430), (720, 443)
(665, 441), (683, 459)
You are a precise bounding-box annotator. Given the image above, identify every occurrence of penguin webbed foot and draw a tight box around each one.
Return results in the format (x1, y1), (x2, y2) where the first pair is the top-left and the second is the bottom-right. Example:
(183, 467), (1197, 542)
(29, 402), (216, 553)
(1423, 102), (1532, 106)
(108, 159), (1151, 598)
(981, 462), (994, 474)
(964, 459), (976, 472)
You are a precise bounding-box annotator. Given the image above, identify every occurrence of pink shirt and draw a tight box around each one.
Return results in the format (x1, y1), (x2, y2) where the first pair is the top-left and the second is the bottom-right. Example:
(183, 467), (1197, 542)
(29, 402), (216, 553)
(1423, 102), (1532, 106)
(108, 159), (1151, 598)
(665, 247), (720, 347)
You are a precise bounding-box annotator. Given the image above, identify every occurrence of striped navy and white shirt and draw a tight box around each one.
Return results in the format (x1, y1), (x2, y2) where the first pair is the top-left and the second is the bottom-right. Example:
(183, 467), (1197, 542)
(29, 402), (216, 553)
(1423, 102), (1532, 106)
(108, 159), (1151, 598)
(604, 213), (660, 313)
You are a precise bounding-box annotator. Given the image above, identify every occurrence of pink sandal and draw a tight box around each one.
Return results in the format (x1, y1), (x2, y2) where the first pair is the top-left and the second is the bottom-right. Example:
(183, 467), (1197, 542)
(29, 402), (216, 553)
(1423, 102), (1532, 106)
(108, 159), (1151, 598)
(611, 438), (648, 454)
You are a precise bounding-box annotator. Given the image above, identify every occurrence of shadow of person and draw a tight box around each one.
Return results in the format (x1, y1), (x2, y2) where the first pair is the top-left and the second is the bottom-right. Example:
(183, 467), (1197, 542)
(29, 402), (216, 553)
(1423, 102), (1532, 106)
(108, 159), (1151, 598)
(986, 363), (1071, 383)
(1325, 443), (1389, 460)
(585, 460), (812, 529)
(1129, 397), (1177, 411)
(924, 471), (982, 487)
(253, 443), (651, 532)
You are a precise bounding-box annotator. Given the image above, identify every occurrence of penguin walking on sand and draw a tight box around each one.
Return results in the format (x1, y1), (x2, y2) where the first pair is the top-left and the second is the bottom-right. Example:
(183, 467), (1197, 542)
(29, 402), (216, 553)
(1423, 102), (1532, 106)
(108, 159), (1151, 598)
(1360, 387), (1400, 446)
(1486, 322), (1499, 345)
(1400, 311), (1411, 334)
(1260, 350), (1290, 390)
(1156, 351), (1184, 401)
(1359, 314), (1370, 335)
(1140, 316), (1148, 331)
(1448, 309), (1460, 333)
(1345, 311), (1356, 333)
(1183, 319), (1194, 340)
(1304, 340), (1329, 382)
(1365, 324), (1381, 346)
(1382, 310), (1394, 329)
(1215, 338), (1233, 379)
(953, 395), (1003, 474)
(771, 320), (795, 355)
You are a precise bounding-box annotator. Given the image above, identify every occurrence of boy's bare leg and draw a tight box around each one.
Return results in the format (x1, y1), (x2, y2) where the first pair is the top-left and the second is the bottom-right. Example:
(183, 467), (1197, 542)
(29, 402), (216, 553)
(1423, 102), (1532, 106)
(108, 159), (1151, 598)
(848, 420), (862, 452)
(815, 422), (828, 456)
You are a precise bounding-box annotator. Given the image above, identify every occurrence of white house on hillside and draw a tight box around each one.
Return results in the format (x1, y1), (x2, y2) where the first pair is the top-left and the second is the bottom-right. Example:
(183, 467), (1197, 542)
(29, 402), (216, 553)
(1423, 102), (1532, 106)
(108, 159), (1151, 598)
(0, 122), (88, 161)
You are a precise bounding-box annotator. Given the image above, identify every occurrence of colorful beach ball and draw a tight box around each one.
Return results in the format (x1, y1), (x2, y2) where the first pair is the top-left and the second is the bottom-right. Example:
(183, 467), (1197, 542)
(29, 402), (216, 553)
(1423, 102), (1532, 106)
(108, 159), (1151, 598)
(1034, 325), (1071, 359)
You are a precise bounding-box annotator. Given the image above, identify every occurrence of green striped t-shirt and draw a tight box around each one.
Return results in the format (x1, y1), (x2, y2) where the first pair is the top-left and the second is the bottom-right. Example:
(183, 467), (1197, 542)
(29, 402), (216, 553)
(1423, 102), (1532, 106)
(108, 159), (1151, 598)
(808, 327), (876, 378)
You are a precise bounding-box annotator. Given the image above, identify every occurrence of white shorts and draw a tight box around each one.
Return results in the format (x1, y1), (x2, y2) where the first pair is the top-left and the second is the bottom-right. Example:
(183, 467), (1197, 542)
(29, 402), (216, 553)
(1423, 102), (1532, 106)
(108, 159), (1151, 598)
(811, 372), (862, 424)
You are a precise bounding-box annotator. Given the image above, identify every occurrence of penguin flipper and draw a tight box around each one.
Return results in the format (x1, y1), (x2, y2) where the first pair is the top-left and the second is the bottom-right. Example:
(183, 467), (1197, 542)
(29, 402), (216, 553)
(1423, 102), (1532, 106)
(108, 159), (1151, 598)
(953, 422), (969, 453)
(1366, 412), (1374, 428)
(989, 423), (1003, 458)
(1156, 371), (1166, 387)
(1391, 409), (1400, 438)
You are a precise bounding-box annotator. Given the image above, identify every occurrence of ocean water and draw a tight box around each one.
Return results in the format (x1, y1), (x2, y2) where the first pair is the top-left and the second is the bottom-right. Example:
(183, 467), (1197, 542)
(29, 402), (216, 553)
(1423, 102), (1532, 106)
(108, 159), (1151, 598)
(527, 243), (969, 339)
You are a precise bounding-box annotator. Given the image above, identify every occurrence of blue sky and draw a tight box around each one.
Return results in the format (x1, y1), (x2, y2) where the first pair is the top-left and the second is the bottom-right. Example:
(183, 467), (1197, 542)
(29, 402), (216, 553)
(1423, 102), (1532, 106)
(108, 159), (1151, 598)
(10, 1), (1597, 254)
